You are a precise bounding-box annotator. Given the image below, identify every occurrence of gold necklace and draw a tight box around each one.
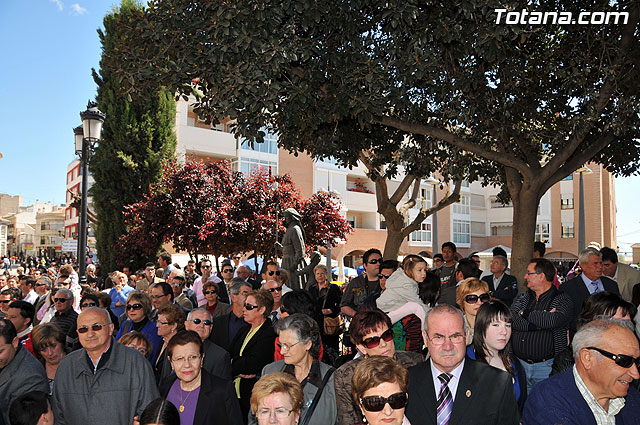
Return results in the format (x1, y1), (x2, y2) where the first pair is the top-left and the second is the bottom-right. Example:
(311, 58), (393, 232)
(178, 386), (195, 413)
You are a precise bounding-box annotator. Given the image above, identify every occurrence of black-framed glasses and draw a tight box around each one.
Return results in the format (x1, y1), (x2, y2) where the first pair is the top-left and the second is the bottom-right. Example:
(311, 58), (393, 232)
(0, 300), (10, 304)
(267, 286), (282, 293)
(222, 268), (234, 273)
(77, 323), (108, 334)
(233, 256), (242, 260)
(377, 273), (391, 279)
(81, 302), (97, 308)
(126, 303), (143, 311)
(201, 265), (212, 269)
(53, 298), (69, 303)
(360, 392), (408, 412)
(587, 347), (640, 368)
(464, 293), (491, 304)
(267, 270), (281, 276)
(190, 318), (212, 326)
(35, 283), (47, 287)
(361, 328), (394, 349)
(204, 290), (217, 295)
(367, 259), (382, 265)
(244, 303), (260, 311)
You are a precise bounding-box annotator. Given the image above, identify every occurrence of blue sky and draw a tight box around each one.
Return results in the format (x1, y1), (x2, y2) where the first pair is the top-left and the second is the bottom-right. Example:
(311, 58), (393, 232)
(0, 0), (638, 252)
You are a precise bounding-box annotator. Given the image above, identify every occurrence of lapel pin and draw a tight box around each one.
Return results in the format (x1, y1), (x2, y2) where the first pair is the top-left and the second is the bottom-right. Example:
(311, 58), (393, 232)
(466, 390), (471, 398)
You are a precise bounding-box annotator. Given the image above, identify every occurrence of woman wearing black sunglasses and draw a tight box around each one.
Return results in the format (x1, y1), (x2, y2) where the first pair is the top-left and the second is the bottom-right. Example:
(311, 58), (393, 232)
(352, 356), (410, 425)
(115, 291), (163, 364)
(455, 277), (491, 344)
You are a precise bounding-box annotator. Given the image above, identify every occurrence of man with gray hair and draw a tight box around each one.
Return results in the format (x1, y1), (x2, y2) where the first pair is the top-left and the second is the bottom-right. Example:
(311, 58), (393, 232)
(561, 247), (620, 337)
(185, 307), (231, 379)
(406, 304), (519, 425)
(52, 307), (159, 425)
(209, 278), (251, 352)
(50, 288), (77, 337)
(523, 318), (640, 424)
(482, 255), (518, 307)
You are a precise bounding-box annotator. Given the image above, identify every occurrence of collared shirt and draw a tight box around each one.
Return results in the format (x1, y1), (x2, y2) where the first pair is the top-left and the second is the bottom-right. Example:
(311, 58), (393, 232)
(581, 274), (604, 294)
(493, 274), (505, 290)
(84, 340), (114, 373)
(283, 360), (323, 388)
(429, 358), (465, 402)
(23, 290), (38, 305)
(573, 365), (624, 424)
(228, 310), (248, 344)
(193, 275), (222, 306)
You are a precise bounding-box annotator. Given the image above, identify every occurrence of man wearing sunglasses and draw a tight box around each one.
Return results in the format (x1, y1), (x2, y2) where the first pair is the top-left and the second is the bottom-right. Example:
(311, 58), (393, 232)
(340, 248), (383, 318)
(136, 262), (163, 292)
(184, 308), (231, 380)
(50, 288), (78, 337)
(262, 279), (284, 325)
(511, 258), (573, 393)
(52, 307), (159, 425)
(406, 304), (518, 425)
(524, 318), (640, 424)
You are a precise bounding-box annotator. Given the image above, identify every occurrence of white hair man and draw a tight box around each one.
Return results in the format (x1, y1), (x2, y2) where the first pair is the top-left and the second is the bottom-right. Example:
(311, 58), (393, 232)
(184, 308), (231, 379)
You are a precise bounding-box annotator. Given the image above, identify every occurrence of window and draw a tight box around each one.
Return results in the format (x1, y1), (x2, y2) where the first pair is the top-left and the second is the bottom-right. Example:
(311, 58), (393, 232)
(40, 237), (47, 245)
(410, 222), (431, 242)
(535, 223), (550, 243)
(453, 219), (470, 244)
(240, 129), (278, 154)
(380, 219), (387, 230)
(233, 159), (278, 176)
(420, 188), (432, 207)
(461, 179), (469, 188)
(561, 196), (574, 209)
(562, 174), (573, 181)
(562, 224), (575, 238)
(490, 224), (512, 236)
(347, 215), (357, 228)
(471, 221), (486, 236)
(490, 197), (512, 208)
(453, 195), (470, 215)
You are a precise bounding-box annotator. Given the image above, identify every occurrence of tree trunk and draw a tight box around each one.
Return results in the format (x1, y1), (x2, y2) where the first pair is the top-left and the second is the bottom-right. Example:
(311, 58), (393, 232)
(510, 189), (540, 292)
(382, 228), (406, 260)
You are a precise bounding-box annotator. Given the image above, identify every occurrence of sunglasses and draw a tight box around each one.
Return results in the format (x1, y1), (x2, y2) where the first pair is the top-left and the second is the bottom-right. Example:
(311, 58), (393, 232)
(360, 392), (408, 412)
(35, 283), (47, 287)
(53, 298), (69, 303)
(190, 318), (212, 326)
(267, 270), (281, 276)
(0, 300), (10, 304)
(222, 269), (234, 273)
(464, 293), (491, 304)
(81, 302), (97, 308)
(587, 347), (640, 368)
(126, 303), (143, 311)
(201, 265), (212, 269)
(367, 259), (382, 265)
(77, 323), (108, 334)
(244, 303), (260, 311)
(233, 256), (241, 260)
(204, 290), (217, 295)
(267, 286), (282, 293)
(361, 328), (394, 349)
(377, 273), (391, 279)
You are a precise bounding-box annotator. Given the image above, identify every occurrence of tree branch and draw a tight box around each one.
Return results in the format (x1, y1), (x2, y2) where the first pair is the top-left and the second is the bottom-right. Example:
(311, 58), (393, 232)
(399, 177), (421, 215)
(390, 174), (418, 206)
(402, 179), (462, 237)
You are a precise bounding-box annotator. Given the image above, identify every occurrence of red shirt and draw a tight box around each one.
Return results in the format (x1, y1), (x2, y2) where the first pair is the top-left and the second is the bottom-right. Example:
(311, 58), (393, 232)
(19, 332), (36, 357)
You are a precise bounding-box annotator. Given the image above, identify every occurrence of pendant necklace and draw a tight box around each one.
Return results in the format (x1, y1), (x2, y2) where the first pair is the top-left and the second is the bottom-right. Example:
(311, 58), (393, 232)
(178, 384), (197, 413)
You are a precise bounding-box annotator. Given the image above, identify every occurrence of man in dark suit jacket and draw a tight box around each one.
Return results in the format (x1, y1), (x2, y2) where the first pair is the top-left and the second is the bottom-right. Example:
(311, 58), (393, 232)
(406, 304), (519, 425)
(482, 255), (518, 307)
(185, 308), (232, 380)
(209, 280), (251, 352)
(560, 247), (619, 337)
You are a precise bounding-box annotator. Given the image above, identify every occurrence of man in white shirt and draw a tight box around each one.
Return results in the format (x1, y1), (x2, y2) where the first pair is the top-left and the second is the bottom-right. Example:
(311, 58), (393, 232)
(19, 276), (38, 305)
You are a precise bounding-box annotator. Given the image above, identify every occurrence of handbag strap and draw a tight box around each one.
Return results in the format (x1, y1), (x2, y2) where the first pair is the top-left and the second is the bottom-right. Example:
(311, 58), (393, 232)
(300, 367), (335, 425)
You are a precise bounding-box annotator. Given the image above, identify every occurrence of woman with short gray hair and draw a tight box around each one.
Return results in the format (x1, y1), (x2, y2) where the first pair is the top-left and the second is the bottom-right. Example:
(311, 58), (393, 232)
(250, 313), (337, 425)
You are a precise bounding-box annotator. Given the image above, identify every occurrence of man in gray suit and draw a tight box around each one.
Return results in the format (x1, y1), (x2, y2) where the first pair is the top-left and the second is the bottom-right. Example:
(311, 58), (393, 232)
(601, 246), (640, 303)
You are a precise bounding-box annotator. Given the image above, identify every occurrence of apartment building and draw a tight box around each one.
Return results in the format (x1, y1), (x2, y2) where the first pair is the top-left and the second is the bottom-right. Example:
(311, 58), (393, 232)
(35, 209), (65, 258)
(172, 100), (617, 268)
(63, 158), (95, 254)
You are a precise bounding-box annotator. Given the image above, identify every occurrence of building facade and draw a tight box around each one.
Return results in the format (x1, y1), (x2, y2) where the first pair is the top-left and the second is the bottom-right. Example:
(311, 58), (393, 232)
(35, 209), (65, 258)
(63, 158), (95, 255)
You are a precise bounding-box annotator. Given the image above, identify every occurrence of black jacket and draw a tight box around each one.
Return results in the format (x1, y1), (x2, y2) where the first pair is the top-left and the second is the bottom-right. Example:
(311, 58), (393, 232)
(482, 274), (518, 307)
(559, 275), (619, 337)
(210, 311), (249, 353)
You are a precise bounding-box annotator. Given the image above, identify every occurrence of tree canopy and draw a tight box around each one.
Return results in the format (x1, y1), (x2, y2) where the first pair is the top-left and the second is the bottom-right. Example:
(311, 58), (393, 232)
(114, 0), (640, 284)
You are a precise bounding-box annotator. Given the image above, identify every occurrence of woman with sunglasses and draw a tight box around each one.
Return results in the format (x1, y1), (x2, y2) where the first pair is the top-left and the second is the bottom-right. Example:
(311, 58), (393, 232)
(250, 372), (304, 425)
(31, 322), (67, 394)
(456, 277), (491, 344)
(200, 281), (231, 318)
(334, 307), (423, 425)
(250, 314), (337, 425)
(115, 291), (163, 363)
(467, 300), (527, 414)
(159, 330), (243, 425)
(230, 289), (277, 421)
(351, 356), (410, 425)
(308, 264), (342, 352)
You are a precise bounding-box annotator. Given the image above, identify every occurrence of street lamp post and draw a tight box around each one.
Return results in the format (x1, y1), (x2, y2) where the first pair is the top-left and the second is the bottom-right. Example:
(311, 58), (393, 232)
(424, 176), (441, 256)
(74, 101), (105, 283)
(575, 165), (592, 253)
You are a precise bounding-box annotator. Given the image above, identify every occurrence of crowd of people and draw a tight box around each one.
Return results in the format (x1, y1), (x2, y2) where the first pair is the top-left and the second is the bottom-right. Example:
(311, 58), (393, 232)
(1, 242), (639, 425)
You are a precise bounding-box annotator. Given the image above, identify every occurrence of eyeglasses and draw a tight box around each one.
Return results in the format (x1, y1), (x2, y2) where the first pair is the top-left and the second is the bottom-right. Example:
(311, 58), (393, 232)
(267, 286), (282, 293)
(525, 271), (542, 276)
(222, 269), (233, 273)
(277, 341), (300, 351)
(53, 298), (69, 303)
(201, 265), (211, 269)
(360, 392), (408, 412)
(464, 293), (491, 304)
(361, 328), (394, 349)
(77, 323), (108, 334)
(367, 259), (382, 265)
(204, 290), (217, 295)
(587, 347), (640, 368)
(35, 283), (47, 287)
(377, 273), (391, 279)
(81, 302), (97, 308)
(267, 270), (281, 276)
(157, 320), (170, 325)
(151, 294), (168, 299)
(126, 303), (143, 311)
(244, 303), (260, 311)
(170, 354), (201, 365)
(190, 318), (212, 326)
(256, 408), (293, 420)
(427, 332), (466, 345)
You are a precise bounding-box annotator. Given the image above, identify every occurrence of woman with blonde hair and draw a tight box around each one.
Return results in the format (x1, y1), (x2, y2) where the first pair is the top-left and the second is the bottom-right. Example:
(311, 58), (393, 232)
(251, 372), (304, 425)
(455, 277), (491, 343)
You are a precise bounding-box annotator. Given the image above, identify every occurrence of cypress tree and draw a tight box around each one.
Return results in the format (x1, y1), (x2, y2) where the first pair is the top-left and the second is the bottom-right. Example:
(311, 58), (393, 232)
(89, 0), (176, 273)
